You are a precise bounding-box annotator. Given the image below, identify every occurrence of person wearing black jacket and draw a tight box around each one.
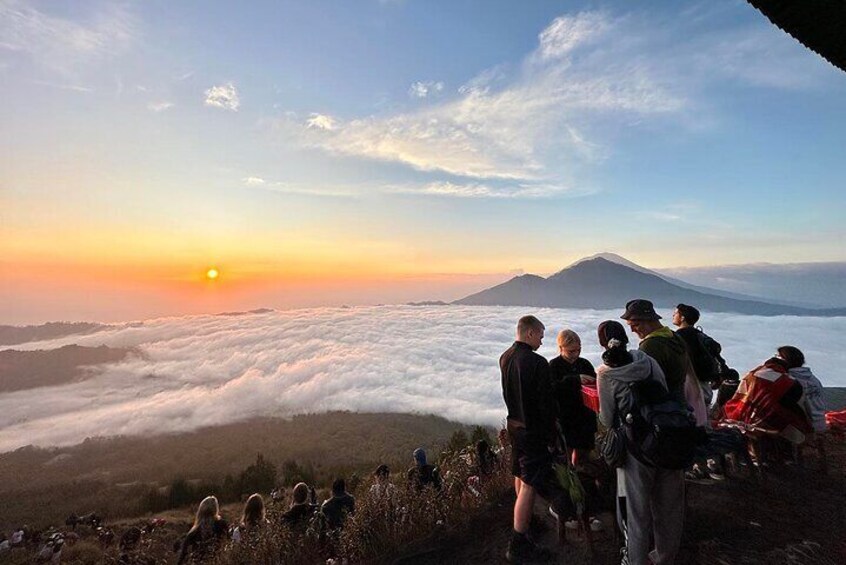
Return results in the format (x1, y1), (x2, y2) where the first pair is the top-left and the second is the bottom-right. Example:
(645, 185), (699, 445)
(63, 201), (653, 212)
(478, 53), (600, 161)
(549, 329), (597, 464)
(672, 304), (716, 406)
(501, 315), (569, 563)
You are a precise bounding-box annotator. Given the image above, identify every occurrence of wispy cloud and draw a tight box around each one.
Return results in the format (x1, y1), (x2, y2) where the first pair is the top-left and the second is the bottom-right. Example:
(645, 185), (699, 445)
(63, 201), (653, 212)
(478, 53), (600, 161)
(204, 82), (240, 111)
(408, 80), (444, 98)
(387, 181), (584, 199)
(147, 101), (174, 112)
(283, 11), (683, 186)
(306, 113), (337, 130)
(241, 175), (356, 197)
(535, 11), (610, 60)
(267, 8), (829, 200)
(31, 81), (94, 93)
(0, 0), (136, 75)
(242, 176), (266, 186)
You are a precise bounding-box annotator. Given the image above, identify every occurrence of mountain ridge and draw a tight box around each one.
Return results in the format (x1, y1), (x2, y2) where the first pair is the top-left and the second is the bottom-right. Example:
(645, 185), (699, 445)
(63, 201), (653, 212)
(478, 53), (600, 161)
(455, 256), (846, 316)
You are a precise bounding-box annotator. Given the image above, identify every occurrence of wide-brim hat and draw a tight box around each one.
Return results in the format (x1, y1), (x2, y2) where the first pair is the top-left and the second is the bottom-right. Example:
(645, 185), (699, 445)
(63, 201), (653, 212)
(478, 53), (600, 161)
(620, 299), (662, 321)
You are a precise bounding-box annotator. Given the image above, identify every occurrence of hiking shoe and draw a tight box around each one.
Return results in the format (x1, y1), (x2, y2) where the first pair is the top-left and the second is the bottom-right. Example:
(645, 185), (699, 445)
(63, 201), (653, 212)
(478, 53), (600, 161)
(547, 505), (559, 521)
(589, 517), (603, 532)
(506, 539), (555, 563)
(706, 458), (726, 481)
(685, 464), (714, 485)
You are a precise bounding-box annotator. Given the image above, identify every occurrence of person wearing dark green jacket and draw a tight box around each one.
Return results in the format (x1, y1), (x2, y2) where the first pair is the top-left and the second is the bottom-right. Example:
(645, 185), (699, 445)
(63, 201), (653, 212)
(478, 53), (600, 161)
(621, 299), (689, 402)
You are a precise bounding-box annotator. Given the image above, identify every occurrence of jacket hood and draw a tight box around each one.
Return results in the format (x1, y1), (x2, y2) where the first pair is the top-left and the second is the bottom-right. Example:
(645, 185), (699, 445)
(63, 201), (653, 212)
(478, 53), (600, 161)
(601, 350), (656, 383)
(788, 366), (818, 382)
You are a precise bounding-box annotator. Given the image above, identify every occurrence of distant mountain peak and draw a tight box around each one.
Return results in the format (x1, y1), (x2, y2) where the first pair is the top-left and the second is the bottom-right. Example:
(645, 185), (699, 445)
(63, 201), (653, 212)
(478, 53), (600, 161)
(454, 252), (844, 316)
(563, 253), (655, 276)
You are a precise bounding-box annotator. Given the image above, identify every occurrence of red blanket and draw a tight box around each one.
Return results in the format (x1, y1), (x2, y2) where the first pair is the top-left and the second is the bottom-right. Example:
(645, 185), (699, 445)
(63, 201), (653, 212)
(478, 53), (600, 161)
(826, 409), (846, 431)
(724, 361), (812, 441)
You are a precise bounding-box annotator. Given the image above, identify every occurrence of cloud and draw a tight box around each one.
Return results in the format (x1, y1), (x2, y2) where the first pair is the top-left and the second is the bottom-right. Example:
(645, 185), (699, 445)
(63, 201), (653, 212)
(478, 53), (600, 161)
(387, 181), (579, 199)
(408, 80), (444, 98)
(204, 82), (240, 111)
(242, 176), (266, 186)
(536, 11), (610, 60)
(147, 101), (174, 112)
(1, 305), (844, 451)
(306, 113), (337, 130)
(0, 0), (136, 74)
(31, 81), (94, 93)
(285, 11), (683, 184)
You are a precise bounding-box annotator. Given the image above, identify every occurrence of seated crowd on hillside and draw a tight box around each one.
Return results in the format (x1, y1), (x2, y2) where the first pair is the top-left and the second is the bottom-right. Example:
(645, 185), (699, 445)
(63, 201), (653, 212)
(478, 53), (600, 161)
(500, 299), (838, 565)
(3, 299), (842, 565)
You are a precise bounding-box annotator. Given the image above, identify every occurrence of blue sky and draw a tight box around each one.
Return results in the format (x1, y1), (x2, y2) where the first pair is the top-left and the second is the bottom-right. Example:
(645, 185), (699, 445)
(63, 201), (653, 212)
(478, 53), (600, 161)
(2, 0), (846, 321)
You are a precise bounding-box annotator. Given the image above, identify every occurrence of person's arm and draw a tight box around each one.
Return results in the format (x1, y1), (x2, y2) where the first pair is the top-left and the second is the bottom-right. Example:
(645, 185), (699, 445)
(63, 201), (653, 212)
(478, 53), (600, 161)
(176, 532), (192, 565)
(536, 361), (559, 439)
(597, 368), (616, 429)
(580, 358), (597, 378)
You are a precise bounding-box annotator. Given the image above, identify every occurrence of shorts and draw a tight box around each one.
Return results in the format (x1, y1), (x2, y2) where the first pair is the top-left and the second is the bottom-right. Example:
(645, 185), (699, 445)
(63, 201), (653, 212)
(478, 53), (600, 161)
(508, 424), (552, 488)
(508, 424), (576, 517)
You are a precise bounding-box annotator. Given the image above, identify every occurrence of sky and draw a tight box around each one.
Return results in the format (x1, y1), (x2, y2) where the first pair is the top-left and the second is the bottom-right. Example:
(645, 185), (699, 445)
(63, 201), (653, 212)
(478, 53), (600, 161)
(2, 304), (844, 451)
(2, 0), (846, 323)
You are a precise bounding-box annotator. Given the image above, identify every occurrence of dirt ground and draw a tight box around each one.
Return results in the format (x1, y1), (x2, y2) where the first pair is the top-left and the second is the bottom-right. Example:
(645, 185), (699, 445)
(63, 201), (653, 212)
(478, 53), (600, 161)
(403, 436), (846, 565)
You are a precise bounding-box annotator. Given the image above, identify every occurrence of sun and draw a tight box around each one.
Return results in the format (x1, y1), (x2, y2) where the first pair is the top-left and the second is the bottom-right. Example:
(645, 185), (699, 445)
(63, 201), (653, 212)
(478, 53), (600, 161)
(205, 268), (220, 281)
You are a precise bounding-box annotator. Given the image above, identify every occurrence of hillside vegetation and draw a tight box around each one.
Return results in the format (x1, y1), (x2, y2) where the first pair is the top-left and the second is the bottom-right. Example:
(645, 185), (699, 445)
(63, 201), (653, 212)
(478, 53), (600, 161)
(0, 412), (483, 530)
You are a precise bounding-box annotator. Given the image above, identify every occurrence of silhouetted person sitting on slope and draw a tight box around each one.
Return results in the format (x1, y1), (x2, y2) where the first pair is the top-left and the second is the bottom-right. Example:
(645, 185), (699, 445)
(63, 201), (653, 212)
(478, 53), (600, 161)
(177, 496), (228, 564)
(369, 464), (396, 498)
(232, 493), (268, 544)
(282, 482), (318, 531)
(407, 448), (442, 491)
(321, 478), (356, 530)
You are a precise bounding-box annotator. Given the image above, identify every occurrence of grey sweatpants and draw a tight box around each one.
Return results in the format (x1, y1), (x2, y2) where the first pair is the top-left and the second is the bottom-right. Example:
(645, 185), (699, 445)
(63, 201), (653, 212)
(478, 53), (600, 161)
(618, 455), (685, 565)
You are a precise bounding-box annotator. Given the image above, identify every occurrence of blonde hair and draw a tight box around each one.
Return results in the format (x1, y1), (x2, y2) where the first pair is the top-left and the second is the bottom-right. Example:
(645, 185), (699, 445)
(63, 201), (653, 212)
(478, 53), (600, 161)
(189, 495), (220, 535)
(292, 482), (309, 505)
(557, 329), (581, 348)
(241, 493), (265, 528)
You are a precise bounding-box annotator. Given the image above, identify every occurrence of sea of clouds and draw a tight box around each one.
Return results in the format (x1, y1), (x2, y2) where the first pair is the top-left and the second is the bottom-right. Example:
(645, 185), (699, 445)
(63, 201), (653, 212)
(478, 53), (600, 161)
(2, 305), (844, 452)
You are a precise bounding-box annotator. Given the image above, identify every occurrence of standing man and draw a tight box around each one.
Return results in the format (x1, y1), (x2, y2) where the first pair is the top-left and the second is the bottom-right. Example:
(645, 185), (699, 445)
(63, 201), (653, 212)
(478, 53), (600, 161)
(621, 299), (689, 402)
(672, 304), (717, 407)
(500, 315), (568, 563)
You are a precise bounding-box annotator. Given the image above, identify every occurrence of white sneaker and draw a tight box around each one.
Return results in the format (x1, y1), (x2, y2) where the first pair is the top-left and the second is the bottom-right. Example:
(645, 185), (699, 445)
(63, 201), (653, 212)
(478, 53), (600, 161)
(589, 518), (603, 532)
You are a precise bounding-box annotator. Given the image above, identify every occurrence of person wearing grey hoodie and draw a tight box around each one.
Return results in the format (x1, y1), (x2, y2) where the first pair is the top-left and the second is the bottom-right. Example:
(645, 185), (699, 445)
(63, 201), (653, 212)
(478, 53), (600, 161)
(778, 346), (827, 433)
(596, 321), (684, 565)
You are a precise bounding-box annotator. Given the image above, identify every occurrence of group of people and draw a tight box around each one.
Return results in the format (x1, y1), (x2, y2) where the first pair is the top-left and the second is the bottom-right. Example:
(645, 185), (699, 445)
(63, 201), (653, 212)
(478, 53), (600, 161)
(177, 444), (475, 563)
(500, 298), (830, 565)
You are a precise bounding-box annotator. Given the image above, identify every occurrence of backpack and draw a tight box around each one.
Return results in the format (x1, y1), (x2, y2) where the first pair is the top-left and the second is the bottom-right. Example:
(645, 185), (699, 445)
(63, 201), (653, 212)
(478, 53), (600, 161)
(623, 378), (705, 469)
(697, 329), (730, 381)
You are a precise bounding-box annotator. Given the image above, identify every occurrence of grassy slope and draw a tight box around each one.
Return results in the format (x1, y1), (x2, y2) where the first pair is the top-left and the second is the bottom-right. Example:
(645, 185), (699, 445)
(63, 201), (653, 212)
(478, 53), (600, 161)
(0, 412), (480, 530)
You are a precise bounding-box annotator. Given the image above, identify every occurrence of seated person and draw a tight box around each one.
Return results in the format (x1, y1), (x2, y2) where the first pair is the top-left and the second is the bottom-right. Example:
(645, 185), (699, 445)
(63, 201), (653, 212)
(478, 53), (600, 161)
(476, 439), (499, 479)
(407, 448), (442, 491)
(177, 496), (228, 564)
(282, 483), (317, 529)
(369, 464), (396, 498)
(320, 478), (356, 530)
(724, 356), (812, 443)
(232, 493), (268, 543)
(778, 346), (827, 433)
(549, 329), (598, 462)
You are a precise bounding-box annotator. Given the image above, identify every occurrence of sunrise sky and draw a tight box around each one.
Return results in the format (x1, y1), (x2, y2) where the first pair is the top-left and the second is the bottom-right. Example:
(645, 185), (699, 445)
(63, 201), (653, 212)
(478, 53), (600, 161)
(2, 0), (845, 323)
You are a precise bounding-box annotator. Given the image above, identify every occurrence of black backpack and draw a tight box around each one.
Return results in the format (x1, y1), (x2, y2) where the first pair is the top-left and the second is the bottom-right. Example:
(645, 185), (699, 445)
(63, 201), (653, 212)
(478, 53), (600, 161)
(623, 379), (705, 469)
(697, 329), (730, 381)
